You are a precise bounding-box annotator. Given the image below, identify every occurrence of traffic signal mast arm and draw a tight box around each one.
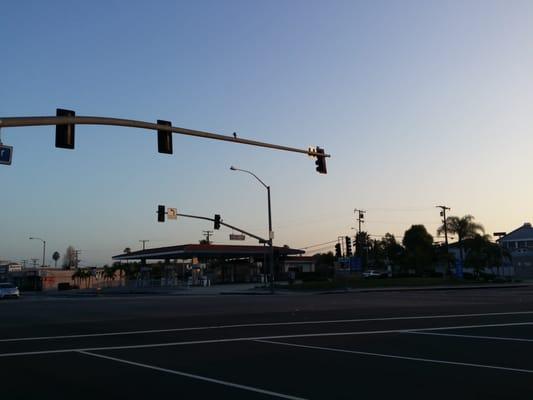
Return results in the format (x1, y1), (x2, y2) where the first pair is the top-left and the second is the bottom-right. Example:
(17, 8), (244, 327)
(173, 212), (270, 244)
(0, 115), (331, 159)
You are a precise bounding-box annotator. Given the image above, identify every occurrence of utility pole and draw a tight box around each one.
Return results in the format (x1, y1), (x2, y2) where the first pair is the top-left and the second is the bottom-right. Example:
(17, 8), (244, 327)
(354, 209), (366, 265)
(436, 205), (451, 277)
(139, 239), (149, 250)
(74, 250), (82, 268)
(354, 209), (366, 234)
(202, 231), (214, 244)
(31, 258), (39, 268)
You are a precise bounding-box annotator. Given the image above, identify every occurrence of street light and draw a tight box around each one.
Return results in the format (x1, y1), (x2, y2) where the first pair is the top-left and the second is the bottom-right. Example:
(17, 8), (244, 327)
(230, 166), (274, 293)
(29, 237), (46, 268)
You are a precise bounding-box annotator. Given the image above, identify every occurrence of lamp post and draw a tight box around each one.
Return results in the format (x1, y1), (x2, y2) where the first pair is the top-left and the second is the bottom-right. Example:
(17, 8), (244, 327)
(230, 166), (274, 293)
(29, 237), (46, 268)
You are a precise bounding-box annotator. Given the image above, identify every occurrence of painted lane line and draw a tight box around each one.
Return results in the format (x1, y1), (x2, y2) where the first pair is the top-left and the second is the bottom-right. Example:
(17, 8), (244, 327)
(2, 310), (533, 343)
(254, 340), (533, 374)
(1, 321), (531, 358)
(407, 331), (533, 342)
(78, 351), (307, 400)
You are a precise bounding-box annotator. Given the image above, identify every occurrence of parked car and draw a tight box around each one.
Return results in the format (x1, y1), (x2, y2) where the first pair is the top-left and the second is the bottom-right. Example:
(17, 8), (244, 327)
(0, 282), (20, 299)
(362, 270), (387, 279)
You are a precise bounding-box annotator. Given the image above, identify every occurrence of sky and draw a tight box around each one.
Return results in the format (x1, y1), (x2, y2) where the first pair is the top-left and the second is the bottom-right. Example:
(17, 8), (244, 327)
(1, 0), (533, 266)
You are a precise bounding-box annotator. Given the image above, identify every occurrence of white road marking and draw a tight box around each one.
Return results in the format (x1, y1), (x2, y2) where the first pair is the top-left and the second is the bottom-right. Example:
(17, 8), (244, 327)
(1, 310), (532, 343)
(255, 340), (533, 374)
(407, 331), (533, 342)
(78, 350), (307, 400)
(0, 321), (531, 358)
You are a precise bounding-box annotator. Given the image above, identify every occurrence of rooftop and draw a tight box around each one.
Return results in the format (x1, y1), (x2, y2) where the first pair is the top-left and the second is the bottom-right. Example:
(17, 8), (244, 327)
(112, 243), (305, 261)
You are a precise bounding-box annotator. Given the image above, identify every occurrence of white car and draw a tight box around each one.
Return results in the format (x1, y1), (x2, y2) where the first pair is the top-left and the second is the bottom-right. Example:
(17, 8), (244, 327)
(362, 270), (386, 278)
(0, 282), (20, 299)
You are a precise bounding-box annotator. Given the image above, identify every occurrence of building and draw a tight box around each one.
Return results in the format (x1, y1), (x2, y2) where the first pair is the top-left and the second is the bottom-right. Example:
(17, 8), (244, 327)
(498, 222), (533, 279)
(112, 243), (305, 284)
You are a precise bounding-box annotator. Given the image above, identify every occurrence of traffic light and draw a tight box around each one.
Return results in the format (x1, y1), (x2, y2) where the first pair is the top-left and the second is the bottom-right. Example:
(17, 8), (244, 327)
(345, 236), (353, 256)
(157, 205), (165, 222)
(314, 146), (327, 174)
(335, 243), (341, 258)
(55, 108), (75, 149)
(157, 120), (173, 154)
(214, 214), (221, 230)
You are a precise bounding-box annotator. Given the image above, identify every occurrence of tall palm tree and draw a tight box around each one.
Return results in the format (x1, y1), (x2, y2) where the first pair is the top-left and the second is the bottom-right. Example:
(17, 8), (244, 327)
(52, 251), (60, 268)
(438, 215), (485, 271)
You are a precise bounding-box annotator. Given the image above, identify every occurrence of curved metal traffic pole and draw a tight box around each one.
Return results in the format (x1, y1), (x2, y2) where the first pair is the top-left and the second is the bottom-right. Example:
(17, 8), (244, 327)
(0, 115), (331, 158)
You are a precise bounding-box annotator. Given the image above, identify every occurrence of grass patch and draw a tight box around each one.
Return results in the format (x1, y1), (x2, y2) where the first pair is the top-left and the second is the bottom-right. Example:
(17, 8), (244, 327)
(286, 277), (493, 291)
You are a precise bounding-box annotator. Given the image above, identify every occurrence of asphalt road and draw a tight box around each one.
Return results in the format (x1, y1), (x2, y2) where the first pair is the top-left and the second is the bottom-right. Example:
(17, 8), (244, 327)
(1, 286), (533, 399)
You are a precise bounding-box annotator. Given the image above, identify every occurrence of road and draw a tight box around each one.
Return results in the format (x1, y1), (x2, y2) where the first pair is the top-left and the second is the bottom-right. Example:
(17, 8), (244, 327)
(1, 286), (532, 399)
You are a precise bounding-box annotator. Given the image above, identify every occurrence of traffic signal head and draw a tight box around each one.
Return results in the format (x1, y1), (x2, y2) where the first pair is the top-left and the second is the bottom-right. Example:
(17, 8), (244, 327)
(314, 146), (327, 174)
(214, 214), (221, 230)
(157, 205), (165, 222)
(345, 236), (353, 256)
(335, 243), (341, 258)
(55, 108), (75, 149)
(157, 120), (173, 154)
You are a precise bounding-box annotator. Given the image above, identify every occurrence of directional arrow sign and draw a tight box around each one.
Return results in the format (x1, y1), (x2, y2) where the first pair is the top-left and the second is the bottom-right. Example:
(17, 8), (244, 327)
(0, 144), (13, 165)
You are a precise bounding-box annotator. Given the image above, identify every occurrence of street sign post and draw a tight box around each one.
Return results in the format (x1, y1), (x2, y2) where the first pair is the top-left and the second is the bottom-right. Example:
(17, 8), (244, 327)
(229, 233), (245, 241)
(0, 144), (13, 165)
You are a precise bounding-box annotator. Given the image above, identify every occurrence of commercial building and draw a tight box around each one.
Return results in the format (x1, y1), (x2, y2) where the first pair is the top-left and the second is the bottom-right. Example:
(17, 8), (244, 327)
(112, 243), (307, 284)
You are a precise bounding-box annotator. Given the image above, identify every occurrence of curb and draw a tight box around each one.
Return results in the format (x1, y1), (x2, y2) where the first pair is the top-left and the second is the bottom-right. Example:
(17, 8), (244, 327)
(316, 283), (530, 295)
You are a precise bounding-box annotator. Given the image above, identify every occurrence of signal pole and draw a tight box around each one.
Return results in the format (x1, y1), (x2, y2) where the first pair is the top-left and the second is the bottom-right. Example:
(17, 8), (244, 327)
(139, 239), (150, 250)
(337, 236), (345, 257)
(436, 205), (451, 277)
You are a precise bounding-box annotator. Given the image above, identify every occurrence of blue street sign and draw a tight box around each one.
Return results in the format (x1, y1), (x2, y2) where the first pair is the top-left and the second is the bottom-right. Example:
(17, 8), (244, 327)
(350, 256), (362, 271)
(455, 259), (464, 279)
(0, 144), (13, 165)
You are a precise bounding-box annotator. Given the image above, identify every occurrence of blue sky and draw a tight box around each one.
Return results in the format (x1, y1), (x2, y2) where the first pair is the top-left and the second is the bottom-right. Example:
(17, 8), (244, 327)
(1, 0), (533, 265)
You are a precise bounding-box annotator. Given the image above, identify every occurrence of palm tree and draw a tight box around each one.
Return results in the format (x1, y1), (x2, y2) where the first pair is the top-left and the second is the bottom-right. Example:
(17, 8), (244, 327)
(101, 265), (115, 287)
(52, 251), (60, 268)
(438, 215), (485, 272)
(71, 269), (83, 288)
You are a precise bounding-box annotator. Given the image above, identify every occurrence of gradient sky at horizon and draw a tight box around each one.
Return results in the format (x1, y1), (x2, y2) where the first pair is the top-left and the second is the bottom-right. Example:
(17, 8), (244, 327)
(1, 0), (533, 265)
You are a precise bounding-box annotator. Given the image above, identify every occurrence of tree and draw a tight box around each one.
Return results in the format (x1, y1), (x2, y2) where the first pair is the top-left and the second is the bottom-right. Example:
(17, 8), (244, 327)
(101, 265), (116, 286)
(113, 262), (127, 286)
(402, 225), (434, 275)
(438, 215), (484, 271)
(464, 234), (512, 277)
(355, 231), (371, 268)
(63, 246), (76, 269)
(381, 233), (405, 270)
(368, 239), (387, 268)
(52, 251), (61, 268)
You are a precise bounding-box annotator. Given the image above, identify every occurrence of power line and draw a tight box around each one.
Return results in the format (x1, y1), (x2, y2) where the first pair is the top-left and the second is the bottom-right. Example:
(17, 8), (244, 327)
(300, 239), (339, 249)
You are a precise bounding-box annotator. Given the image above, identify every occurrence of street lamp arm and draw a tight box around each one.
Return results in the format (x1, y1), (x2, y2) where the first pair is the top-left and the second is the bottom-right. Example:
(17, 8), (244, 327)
(230, 166), (268, 189)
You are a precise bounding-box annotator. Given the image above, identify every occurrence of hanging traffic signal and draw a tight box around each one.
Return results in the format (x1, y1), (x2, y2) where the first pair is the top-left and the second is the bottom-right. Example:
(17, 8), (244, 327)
(214, 214), (221, 230)
(157, 205), (166, 222)
(157, 120), (173, 154)
(335, 243), (341, 258)
(314, 146), (327, 174)
(55, 108), (75, 149)
(345, 236), (353, 257)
